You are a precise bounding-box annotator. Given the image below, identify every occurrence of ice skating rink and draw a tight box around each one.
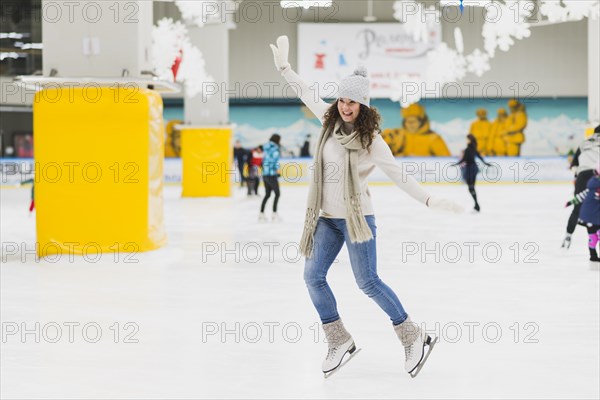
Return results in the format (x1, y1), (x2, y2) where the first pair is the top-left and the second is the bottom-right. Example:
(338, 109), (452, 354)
(1, 182), (598, 399)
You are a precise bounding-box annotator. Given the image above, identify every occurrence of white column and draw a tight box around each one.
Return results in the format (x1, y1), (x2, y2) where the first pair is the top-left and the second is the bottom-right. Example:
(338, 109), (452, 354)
(589, 15), (600, 124)
(184, 22), (229, 126)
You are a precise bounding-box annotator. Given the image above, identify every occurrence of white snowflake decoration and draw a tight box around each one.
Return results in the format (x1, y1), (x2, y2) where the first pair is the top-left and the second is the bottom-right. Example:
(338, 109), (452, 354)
(387, 0), (598, 98)
(393, 1), (440, 43)
(390, 74), (424, 108)
(159, 0), (235, 27)
(152, 18), (188, 81)
(426, 42), (467, 85)
(454, 27), (464, 54)
(540, 1), (571, 22)
(151, 17), (214, 98)
(563, 1), (597, 20)
(482, 2), (533, 57)
(466, 49), (491, 77)
(177, 40), (214, 98)
(540, 1), (600, 22)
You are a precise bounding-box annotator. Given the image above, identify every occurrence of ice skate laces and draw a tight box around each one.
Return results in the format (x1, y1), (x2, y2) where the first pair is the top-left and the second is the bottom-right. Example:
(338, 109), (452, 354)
(326, 346), (338, 360)
(404, 343), (413, 360)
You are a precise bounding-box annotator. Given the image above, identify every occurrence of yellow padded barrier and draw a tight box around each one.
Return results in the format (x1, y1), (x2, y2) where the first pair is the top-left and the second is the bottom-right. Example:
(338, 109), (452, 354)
(181, 127), (233, 197)
(34, 87), (167, 257)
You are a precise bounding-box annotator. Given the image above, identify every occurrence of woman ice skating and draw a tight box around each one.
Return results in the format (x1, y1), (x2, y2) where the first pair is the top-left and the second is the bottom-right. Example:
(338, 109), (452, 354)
(454, 134), (492, 213)
(565, 166), (600, 269)
(259, 134), (282, 222)
(270, 35), (464, 378)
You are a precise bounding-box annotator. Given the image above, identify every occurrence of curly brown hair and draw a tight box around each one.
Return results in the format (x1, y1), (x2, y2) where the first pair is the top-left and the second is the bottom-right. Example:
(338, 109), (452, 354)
(322, 100), (382, 151)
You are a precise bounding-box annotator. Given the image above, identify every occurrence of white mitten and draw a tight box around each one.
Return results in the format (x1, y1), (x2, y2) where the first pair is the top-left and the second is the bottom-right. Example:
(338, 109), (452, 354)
(269, 35), (291, 72)
(427, 197), (464, 214)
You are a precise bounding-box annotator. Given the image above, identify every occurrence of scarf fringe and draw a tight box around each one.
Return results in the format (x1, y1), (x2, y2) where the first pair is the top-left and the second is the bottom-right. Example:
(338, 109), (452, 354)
(300, 208), (318, 258)
(346, 195), (373, 243)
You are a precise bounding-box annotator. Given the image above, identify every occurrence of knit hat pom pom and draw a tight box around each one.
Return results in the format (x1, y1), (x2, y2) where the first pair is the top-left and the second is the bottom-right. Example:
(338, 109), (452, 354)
(354, 66), (367, 78)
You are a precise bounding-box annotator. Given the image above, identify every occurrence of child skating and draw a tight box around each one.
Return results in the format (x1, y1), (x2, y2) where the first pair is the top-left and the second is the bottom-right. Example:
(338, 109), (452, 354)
(565, 166), (600, 269)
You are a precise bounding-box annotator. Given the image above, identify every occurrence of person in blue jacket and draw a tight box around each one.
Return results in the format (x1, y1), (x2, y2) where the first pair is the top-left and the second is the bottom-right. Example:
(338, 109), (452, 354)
(259, 134), (282, 222)
(566, 167), (600, 269)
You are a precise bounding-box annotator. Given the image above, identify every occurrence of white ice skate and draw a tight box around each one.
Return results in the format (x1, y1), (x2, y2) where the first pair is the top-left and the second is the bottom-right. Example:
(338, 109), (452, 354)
(394, 317), (437, 378)
(321, 319), (360, 378)
(258, 212), (268, 223)
(590, 260), (600, 271)
(561, 235), (572, 249)
(322, 337), (360, 378)
(271, 212), (282, 223)
(404, 331), (438, 378)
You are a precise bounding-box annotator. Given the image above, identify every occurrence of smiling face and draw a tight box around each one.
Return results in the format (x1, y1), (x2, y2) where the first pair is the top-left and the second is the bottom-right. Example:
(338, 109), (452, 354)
(338, 98), (361, 124)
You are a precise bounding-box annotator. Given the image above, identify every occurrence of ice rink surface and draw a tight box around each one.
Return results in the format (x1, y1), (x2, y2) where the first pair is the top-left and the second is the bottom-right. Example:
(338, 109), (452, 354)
(1, 182), (599, 399)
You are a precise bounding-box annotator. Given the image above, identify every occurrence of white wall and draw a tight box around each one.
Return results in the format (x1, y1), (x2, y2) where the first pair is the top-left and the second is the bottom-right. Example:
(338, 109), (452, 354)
(224, 1), (588, 99)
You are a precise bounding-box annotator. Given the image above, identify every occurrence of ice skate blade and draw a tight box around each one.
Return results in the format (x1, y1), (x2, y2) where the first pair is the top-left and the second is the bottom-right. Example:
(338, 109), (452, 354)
(323, 348), (361, 379)
(409, 336), (438, 378)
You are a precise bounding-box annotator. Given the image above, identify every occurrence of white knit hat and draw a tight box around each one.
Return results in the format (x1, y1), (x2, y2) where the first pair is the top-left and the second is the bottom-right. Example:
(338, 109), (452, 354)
(338, 66), (370, 107)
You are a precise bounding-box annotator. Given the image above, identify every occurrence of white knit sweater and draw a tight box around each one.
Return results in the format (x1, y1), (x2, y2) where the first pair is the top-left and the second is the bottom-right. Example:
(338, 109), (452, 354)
(282, 67), (431, 218)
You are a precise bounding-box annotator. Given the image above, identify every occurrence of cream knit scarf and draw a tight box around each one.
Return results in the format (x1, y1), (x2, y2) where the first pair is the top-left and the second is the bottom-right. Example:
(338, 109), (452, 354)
(299, 118), (374, 258)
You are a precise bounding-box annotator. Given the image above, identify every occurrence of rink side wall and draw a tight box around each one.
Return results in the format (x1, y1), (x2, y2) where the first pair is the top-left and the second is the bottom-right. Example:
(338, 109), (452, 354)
(0, 157), (574, 187)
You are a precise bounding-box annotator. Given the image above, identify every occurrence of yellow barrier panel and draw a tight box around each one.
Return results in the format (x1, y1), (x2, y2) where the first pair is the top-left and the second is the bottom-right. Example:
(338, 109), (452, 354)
(34, 87), (167, 257)
(181, 127), (232, 197)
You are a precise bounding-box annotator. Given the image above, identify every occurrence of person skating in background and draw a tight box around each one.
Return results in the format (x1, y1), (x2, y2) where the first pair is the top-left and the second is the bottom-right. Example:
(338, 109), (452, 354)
(562, 126), (600, 249)
(233, 140), (249, 188)
(565, 166), (600, 269)
(259, 135), (282, 222)
(469, 108), (491, 155)
(454, 134), (492, 213)
(300, 134), (311, 157)
(270, 35), (464, 378)
(20, 178), (35, 215)
(247, 145), (264, 196)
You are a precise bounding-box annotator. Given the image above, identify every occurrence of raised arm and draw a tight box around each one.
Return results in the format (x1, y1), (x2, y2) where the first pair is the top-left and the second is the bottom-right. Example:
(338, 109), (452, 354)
(270, 35), (330, 124)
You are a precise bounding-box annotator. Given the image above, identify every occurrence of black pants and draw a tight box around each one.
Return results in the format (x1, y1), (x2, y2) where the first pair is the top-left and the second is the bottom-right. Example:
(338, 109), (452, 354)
(463, 164), (480, 208)
(567, 169), (594, 234)
(236, 160), (246, 187)
(261, 176), (280, 213)
(247, 165), (260, 195)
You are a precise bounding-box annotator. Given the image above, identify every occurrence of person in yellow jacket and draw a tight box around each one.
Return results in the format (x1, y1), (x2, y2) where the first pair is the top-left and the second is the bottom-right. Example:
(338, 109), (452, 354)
(486, 108), (508, 156)
(383, 103), (450, 156)
(504, 100), (527, 156)
(469, 109), (491, 155)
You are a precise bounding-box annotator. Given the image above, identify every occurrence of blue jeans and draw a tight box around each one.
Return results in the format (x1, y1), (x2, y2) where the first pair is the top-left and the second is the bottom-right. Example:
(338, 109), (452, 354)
(303, 216), (408, 325)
